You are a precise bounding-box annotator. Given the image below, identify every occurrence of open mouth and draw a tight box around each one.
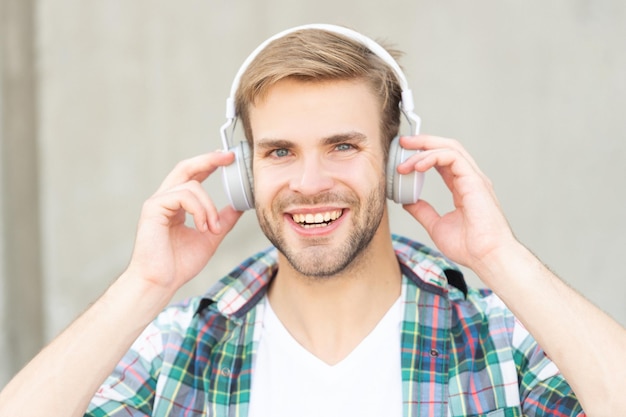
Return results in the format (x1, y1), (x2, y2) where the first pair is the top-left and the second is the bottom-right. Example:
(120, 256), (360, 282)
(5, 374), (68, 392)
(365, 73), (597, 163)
(291, 209), (343, 229)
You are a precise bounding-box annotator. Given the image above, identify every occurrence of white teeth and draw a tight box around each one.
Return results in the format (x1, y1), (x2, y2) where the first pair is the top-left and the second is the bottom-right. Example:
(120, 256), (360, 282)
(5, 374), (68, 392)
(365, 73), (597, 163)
(292, 210), (342, 227)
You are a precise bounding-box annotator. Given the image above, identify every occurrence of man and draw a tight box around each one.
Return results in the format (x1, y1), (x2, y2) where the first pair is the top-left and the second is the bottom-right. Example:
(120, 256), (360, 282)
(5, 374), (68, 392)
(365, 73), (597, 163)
(1, 24), (625, 417)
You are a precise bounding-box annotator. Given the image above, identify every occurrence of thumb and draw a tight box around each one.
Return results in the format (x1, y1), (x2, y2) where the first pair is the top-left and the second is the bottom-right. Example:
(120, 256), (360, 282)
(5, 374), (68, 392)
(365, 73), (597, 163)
(403, 200), (441, 237)
(214, 205), (244, 238)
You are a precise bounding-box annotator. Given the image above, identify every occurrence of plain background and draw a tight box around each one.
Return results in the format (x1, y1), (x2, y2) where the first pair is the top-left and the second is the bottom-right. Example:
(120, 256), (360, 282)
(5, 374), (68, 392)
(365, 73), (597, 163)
(1, 0), (625, 386)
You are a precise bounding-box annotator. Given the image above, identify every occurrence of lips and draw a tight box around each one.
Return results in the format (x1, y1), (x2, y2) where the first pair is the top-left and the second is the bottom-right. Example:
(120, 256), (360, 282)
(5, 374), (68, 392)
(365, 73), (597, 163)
(291, 209), (343, 228)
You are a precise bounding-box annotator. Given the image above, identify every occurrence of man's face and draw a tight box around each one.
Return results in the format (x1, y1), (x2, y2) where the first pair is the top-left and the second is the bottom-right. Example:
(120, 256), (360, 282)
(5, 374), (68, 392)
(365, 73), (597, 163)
(250, 78), (387, 277)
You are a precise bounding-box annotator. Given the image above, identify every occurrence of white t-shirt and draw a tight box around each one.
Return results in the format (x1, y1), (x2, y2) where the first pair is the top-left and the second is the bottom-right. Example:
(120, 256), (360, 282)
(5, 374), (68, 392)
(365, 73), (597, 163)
(248, 297), (404, 417)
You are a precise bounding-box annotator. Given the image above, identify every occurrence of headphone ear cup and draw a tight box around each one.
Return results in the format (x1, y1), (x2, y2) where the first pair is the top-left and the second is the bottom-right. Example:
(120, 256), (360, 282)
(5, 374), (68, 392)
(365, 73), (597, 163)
(222, 141), (255, 211)
(386, 136), (425, 204)
(385, 136), (400, 201)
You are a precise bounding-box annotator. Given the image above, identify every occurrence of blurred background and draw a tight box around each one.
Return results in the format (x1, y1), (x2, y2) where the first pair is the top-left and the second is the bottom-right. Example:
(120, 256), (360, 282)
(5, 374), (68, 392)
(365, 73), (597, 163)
(1, 0), (625, 386)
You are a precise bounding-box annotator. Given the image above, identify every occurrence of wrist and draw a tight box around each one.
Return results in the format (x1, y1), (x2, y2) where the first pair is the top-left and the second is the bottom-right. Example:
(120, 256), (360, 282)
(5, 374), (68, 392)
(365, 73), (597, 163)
(470, 238), (540, 291)
(100, 269), (178, 329)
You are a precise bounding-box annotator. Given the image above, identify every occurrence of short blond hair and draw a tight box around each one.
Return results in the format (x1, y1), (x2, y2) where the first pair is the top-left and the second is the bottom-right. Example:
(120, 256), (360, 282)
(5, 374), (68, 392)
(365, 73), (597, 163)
(235, 28), (403, 157)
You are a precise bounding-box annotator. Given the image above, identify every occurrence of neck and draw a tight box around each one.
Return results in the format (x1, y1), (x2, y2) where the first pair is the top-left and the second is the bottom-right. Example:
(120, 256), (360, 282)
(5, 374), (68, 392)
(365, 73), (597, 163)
(267, 214), (401, 365)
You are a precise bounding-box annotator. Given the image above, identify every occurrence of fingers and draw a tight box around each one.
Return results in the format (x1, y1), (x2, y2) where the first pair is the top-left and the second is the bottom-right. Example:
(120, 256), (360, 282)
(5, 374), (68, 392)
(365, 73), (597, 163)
(145, 150), (239, 234)
(397, 135), (493, 195)
(157, 150), (235, 193)
(154, 180), (220, 233)
(398, 135), (482, 173)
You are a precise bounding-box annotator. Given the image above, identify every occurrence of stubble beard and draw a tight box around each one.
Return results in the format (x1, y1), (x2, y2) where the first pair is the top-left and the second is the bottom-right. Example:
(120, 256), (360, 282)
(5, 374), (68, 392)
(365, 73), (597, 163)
(256, 182), (386, 278)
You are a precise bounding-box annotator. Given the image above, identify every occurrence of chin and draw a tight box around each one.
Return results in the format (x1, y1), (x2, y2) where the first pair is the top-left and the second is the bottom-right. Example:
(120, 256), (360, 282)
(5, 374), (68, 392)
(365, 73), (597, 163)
(283, 239), (372, 279)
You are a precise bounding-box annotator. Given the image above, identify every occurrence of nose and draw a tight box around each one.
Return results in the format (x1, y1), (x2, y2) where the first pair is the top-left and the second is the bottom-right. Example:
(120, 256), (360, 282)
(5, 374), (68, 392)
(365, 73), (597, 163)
(289, 154), (334, 195)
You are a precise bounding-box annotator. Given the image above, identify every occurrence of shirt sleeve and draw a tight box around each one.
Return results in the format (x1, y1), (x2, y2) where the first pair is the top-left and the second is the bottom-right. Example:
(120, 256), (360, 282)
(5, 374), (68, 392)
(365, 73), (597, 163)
(83, 297), (204, 417)
(84, 319), (164, 417)
(512, 318), (586, 416)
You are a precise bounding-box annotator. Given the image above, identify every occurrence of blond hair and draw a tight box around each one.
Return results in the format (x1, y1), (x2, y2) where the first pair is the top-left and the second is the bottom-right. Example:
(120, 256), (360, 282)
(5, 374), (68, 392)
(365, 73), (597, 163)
(234, 28), (404, 157)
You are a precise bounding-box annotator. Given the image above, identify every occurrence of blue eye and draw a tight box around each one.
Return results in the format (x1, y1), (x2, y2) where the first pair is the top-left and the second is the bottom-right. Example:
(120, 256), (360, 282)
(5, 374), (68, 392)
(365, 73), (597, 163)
(273, 148), (290, 157)
(336, 143), (353, 151)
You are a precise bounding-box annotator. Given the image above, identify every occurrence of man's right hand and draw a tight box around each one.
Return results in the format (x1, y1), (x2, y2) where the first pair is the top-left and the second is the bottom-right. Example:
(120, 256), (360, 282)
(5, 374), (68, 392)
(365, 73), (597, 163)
(0, 150), (245, 417)
(126, 150), (244, 294)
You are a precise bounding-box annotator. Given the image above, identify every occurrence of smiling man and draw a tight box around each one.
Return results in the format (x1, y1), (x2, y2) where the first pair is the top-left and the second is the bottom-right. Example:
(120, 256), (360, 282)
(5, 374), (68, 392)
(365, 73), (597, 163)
(253, 79), (390, 279)
(1, 25), (625, 417)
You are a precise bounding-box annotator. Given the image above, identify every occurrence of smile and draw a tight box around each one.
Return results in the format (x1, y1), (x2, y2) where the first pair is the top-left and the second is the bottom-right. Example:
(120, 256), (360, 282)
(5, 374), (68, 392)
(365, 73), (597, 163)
(291, 210), (343, 228)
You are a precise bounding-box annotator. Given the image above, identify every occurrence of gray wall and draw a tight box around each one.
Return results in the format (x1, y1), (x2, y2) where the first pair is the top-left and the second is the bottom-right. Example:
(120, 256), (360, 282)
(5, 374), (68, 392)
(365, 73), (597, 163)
(1, 0), (625, 385)
(0, 7), (6, 383)
(1, 0), (43, 384)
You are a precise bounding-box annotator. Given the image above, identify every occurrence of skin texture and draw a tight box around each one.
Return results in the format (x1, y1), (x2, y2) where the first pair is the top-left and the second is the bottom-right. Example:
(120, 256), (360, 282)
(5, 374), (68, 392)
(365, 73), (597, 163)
(251, 79), (402, 364)
(0, 78), (625, 416)
(252, 79), (388, 279)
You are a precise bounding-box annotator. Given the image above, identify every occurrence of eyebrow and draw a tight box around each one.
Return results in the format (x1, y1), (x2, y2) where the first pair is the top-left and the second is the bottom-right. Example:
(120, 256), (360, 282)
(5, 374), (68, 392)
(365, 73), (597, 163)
(256, 131), (368, 150)
(255, 139), (294, 151)
(322, 131), (367, 146)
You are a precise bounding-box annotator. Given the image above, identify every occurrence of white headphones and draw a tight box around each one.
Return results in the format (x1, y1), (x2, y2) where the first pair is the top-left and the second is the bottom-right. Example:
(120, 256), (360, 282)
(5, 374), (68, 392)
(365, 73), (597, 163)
(220, 23), (424, 211)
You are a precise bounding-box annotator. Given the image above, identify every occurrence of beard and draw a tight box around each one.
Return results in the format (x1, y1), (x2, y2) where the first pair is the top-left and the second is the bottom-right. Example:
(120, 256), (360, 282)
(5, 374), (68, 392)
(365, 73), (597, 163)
(256, 181), (386, 278)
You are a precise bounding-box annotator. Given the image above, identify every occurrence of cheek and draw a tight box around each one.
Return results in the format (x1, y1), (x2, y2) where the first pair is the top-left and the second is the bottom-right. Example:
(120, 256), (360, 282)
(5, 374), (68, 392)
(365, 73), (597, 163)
(252, 168), (285, 203)
(346, 158), (386, 186)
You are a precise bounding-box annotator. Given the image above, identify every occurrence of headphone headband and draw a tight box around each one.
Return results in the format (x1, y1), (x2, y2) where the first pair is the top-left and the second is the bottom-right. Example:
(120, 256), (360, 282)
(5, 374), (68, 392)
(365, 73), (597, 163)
(219, 24), (425, 211)
(220, 24), (421, 150)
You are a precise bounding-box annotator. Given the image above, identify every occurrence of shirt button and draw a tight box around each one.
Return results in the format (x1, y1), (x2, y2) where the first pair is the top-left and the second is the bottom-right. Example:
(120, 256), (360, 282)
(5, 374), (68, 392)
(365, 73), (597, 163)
(221, 368), (231, 377)
(429, 349), (440, 357)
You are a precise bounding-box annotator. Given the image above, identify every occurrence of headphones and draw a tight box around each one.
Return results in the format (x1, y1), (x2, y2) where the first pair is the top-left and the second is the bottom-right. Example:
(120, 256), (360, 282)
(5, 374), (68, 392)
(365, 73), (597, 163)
(220, 23), (424, 211)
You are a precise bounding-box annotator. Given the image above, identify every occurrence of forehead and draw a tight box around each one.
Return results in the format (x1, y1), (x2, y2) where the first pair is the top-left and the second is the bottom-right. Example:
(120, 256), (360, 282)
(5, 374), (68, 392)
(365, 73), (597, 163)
(248, 78), (382, 144)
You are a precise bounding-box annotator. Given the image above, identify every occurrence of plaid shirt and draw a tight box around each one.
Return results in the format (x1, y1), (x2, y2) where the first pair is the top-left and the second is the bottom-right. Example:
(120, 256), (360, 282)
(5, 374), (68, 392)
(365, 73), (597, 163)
(86, 235), (584, 417)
